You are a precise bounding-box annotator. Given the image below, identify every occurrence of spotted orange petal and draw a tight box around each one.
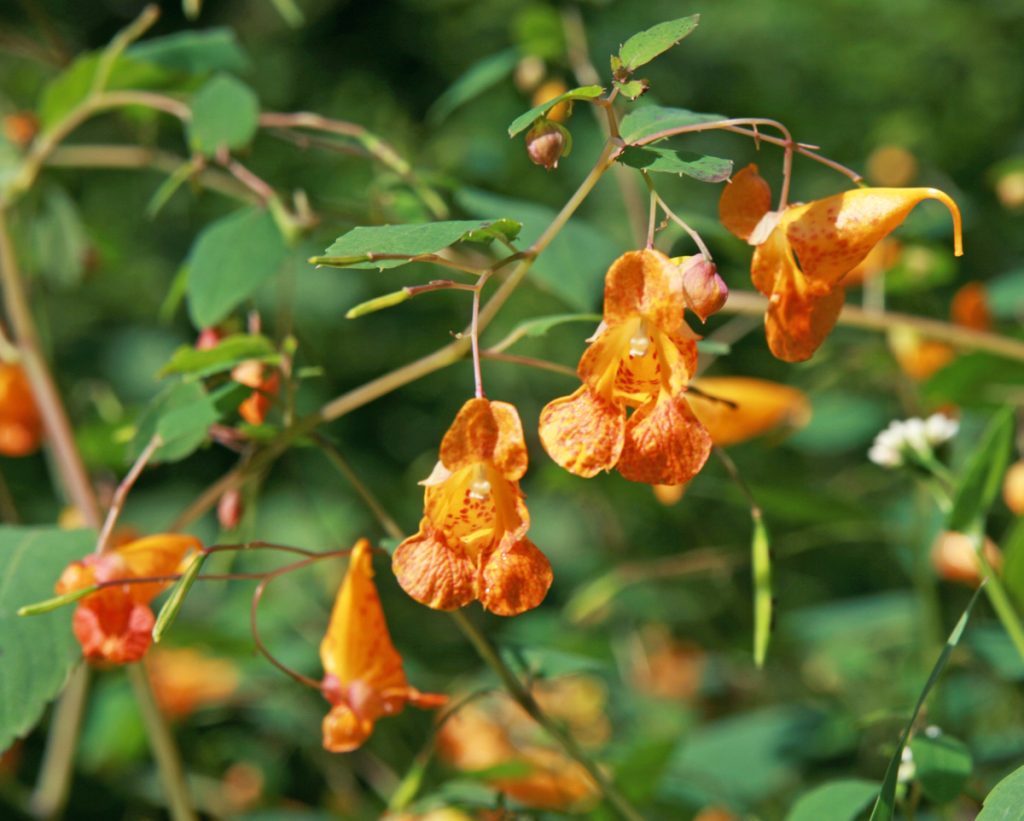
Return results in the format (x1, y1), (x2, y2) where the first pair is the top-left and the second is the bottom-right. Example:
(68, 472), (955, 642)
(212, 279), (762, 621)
(322, 702), (375, 753)
(479, 535), (553, 617)
(785, 187), (963, 287)
(392, 527), (477, 611)
(617, 392), (712, 485)
(602, 250), (685, 332)
(439, 398), (528, 480)
(539, 386), (625, 478)
(688, 377), (811, 447)
(320, 539), (409, 692)
(719, 164), (773, 241)
(73, 592), (155, 663)
(114, 534), (202, 604)
(765, 284), (846, 362)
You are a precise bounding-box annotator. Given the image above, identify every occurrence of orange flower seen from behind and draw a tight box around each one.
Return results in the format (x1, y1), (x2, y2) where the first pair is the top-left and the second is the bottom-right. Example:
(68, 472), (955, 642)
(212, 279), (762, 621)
(719, 163), (963, 361)
(55, 534), (201, 664)
(0, 362), (43, 457)
(688, 376), (811, 448)
(147, 647), (240, 717)
(320, 539), (446, 752)
(392, 398), (552, 616)
(539, 249), (713, 485)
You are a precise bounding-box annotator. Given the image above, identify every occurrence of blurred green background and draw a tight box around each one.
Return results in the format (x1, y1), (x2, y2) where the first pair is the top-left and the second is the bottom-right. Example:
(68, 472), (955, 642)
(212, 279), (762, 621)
(1, 0), (1023, 819)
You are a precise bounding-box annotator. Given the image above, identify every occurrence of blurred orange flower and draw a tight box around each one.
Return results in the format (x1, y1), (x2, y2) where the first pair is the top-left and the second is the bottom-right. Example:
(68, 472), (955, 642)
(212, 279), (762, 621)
(393, 398), (552, 616)
(320, 539), (446, 752)
(55, 534), (201, 664)
(232, 360), (280, 425)
(719, 163), (963, 361)
(539, 250), (713, 485)
(147, 647), (240, 717)
(0, 362), (43, 457)
(930, 530), (1002, 587)
(688, 376), (811, 448)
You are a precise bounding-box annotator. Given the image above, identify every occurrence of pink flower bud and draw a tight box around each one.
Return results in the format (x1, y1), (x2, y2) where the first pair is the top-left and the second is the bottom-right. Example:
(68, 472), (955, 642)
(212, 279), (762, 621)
(217, 488), (244, 530)
(526, 120), (568, 171)
(679, 257), (728, 322)
(196, 328), (223, 350)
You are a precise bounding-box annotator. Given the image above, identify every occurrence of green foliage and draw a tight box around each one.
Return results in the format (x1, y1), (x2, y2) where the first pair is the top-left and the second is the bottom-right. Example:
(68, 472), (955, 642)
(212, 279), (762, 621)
(948, 407), (1013, 534)
(188, 73), (261, 156)
(615, 15), (701, 73)
(159, 334), (279, 380)
(127, 28), (251, 75)
(506, 85), (604, 137)
(312, 219), (521, 269)
(0, 527), (92, 752)
(909, 732), (972, 803)
(429, 49), (519, 123)
(186, 208), (288, 328)
(130, 381), (219, 463)
(977, 763), (1024, 820)
(786, 779), (878, 821)
(618, 105), (725, 144)
(618, 145), (733, 182)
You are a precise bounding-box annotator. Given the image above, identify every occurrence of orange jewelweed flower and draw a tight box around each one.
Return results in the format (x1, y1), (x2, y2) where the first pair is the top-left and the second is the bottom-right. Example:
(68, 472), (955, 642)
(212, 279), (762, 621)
(719, 163), (963, 362)
(232, 360), (280, 425)
(392, 398), (552, 616)
(320, 539), (446, 752)
(0, 362), (43, 457)
(688, 376), (811, 448)
(147, 647), (240, 718)
(55, 534), (201, 664)
(539, 250), (713, 485)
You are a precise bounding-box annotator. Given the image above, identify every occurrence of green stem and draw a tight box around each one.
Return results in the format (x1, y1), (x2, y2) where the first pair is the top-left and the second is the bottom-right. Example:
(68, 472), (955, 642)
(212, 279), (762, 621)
(449, 611), (644, 821)
(27, 664), (89, 819)
(974, 530), (1024, 660)
(127, 664), (197, 821)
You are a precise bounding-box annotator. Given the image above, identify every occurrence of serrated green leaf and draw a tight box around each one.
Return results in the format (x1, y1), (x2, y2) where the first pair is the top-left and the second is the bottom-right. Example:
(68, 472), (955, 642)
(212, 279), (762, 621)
(186, 207), (287, 328)
(0, 526), (95, 751)
(428, 48), (518, 124)
(910, 733), (972, 803)
(786, 779), (879, 821)
(948, 407), (1014, 534)
(869, 586), (983, 821)
(506, 85), (603, 137)
(456, 188), (621, 311)
(159, 334), (278, 380)
(619, 146), (733, 182)
(188, 73), (260, 156)
(311, 219), (520, 270)
(131, 382), (218, 463)
(618, 15), (700, 72)
(614, 78), (649, 100)
(977, 763), (1024, 820)
(128, 27), (250, 74)
(619, 105), (725, 145)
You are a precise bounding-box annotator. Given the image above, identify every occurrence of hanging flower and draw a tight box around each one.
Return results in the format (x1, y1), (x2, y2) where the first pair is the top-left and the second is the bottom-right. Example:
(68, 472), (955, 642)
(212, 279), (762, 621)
(538, 249), (713, 485)
(392, 399), (552, 616)
(0, 362), (43, 457)
(231, 360), (280, 425)
(718, 164), (963, 361)
(320, 539), (446, 752)
(55, 534), (201, 664)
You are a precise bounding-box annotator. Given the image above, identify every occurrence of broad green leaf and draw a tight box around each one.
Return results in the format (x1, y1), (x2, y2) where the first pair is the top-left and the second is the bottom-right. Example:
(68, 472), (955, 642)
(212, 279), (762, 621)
(188, 73), (260, 155)
(506, 85), (604, 137)
(617, 15), (700, 72)
(924, 353), (1024, 408)
(786, 779), (878, 821)
(614, 78), (649, 100)
(619, 146), (733, 182)
(947, 407), (1013, 534)
(619, 105), (725, 145)
(186, 207), (287, 328)
(752, 516), (772, 668)
(428, 48), (518, 123)
(311, 219), (520, 269)
(131, 381), (218, 463)
(977, 763), (1024, 820)
(28, 184), (90, 288)
(38, 54), (170, 131)
(128, 27), (250, 74)
(910, 733), (972, 803)
(456, 188), (621, 311)
(0, 526), (94, 751)
(159, 333), (278, 380)
(500, 313), (602, 348)
(868, 586), (983, 821)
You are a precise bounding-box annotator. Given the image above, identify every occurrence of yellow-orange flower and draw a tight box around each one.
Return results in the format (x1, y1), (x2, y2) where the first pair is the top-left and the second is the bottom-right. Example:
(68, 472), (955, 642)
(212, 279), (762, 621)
(147, 648), (240, 717)
(231, 360), (280, 425)
(392, 398), (552, 616)
(688, 376), (811, 447)
(719, 164), (963, 362)
(55, 534), (201, 664)
(0, 363), (43, 457)
(539, 250), (713, 485)
(320, 539), (446, 752)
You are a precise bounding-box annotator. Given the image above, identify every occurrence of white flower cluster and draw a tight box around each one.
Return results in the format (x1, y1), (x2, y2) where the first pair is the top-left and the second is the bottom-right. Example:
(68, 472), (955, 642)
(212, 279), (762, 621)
(868, 413), (959, 468)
